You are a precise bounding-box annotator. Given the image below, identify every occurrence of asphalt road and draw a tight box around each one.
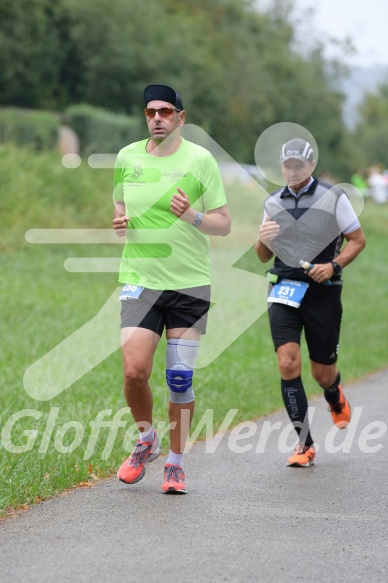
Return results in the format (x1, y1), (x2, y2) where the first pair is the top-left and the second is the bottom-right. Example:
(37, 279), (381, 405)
(1, 369), (387, 583)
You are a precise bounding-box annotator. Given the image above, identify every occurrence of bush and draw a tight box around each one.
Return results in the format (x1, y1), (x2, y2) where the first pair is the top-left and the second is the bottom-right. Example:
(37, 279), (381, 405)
(64, 104), (144, 156)
(0, 107), (60, 150)
(0, 143), (113, 252)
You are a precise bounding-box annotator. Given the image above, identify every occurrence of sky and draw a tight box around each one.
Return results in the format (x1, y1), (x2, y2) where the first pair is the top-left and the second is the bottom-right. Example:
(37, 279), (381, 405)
(295, 0), (388, 67)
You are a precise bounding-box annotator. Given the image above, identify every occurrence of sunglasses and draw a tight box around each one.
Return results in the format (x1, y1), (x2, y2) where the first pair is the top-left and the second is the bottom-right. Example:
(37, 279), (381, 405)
(144, 107), (181, 118)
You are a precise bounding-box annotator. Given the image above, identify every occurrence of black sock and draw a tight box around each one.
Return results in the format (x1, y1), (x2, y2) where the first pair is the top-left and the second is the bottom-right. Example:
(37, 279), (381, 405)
(321, 372), (341, 404)
(281, 376), (313, 447)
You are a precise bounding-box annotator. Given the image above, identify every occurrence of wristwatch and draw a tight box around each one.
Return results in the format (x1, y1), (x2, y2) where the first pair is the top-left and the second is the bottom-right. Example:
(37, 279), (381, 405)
(191, 211), (202, 228)
(330, 260), (342, 275)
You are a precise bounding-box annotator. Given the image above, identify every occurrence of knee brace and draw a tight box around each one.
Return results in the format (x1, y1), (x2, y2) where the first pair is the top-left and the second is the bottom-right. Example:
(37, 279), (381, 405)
(166, 338), (200, 404)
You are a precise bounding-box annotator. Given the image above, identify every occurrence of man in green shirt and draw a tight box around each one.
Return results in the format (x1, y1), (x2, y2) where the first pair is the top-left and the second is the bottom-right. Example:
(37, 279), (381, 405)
(114, 84), (231, 494)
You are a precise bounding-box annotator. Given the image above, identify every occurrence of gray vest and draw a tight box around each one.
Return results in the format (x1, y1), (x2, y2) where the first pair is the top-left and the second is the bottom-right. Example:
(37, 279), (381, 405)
(264, 179), (344, 282)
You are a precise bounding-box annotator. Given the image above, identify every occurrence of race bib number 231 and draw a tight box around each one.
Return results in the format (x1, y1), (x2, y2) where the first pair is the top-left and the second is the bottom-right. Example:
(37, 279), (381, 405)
(267, 279), (309, 308)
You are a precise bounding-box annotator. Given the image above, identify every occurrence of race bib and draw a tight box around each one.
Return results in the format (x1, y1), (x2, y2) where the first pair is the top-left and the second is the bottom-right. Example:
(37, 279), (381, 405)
(268, 279), (309, 308)
(119, 284), (144, 301)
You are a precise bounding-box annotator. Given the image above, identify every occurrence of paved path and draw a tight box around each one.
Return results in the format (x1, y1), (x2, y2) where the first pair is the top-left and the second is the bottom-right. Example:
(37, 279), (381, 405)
(1, 370), (388, 583)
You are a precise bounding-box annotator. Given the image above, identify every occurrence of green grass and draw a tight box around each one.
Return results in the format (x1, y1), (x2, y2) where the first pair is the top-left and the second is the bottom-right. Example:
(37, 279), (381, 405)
(1, 145), (387, 515)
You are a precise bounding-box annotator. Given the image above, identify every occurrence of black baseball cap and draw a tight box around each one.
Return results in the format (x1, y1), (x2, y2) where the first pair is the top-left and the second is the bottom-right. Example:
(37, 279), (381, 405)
(280, 138), (314, 163)
(144, 84), (184, 111)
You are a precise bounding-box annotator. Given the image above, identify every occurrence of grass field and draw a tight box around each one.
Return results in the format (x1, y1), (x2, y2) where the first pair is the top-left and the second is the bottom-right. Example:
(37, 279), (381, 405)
(1, 145), (387, 515)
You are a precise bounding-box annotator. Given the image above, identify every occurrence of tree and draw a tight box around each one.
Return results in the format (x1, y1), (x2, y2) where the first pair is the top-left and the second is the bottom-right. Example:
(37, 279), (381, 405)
(352, 83), (388, 168)
(0, 0), (83, 109)
(0, 0), (351, 173)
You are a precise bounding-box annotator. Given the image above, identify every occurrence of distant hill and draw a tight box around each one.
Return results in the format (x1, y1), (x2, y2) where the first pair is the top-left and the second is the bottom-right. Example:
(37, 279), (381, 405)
(341, 65), (388, 127)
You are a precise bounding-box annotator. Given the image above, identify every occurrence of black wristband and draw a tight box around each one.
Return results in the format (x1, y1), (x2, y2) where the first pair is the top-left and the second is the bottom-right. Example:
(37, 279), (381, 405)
(331, 261), (342, 275)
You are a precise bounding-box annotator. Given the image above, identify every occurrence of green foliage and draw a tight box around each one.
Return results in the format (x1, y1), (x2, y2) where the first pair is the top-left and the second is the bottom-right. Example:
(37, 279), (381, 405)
(4, 0), (387, 181)
(0, 0), (82, 109)
(0, 107), (60, 151)
(64, 104), (144, 156)
(0, 144), (113, 252)
(0, 0), (350, 172)
(353, 83), (388, 168)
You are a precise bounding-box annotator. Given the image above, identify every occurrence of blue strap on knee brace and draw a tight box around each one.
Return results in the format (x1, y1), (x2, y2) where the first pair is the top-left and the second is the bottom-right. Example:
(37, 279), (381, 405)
(166, 338), (199, 401)
(166, 368), (193, 393)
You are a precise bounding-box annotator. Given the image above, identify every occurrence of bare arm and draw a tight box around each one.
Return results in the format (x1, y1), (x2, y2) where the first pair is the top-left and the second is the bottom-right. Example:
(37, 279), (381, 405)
(112, 202), (129, 237)
(254, 217), (279, 263)
(306, 227), (367, 283)
(335, 227), (366, 267)
(335, 227), (367, 267)
(255, 239), (274, 263)
(170, 188), (231, 236)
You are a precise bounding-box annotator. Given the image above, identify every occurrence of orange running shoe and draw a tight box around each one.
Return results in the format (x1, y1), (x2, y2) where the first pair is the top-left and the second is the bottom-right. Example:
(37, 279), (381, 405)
(328, 385), (351, 429)
(161, 464), (187, 494)
(117, 432), (160, 484)
(287, 443), (316, 467)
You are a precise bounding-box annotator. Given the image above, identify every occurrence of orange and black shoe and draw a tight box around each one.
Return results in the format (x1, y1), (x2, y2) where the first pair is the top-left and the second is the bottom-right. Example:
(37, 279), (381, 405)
(117, 432), (161, 484)
(328, 385), (351, 429)
(287, 443), (316, 467)
(161, 463), (187, 494)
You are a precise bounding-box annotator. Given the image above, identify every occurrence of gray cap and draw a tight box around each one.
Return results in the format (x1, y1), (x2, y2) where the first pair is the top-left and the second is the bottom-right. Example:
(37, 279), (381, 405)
(280, 138), (314, 163)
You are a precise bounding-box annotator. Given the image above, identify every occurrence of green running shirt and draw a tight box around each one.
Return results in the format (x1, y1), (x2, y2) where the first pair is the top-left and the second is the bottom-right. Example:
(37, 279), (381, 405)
(114, 138), (227, 289)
